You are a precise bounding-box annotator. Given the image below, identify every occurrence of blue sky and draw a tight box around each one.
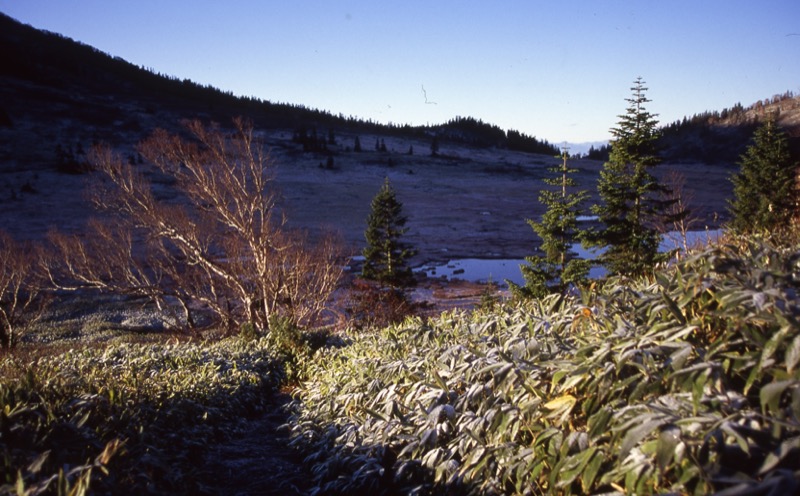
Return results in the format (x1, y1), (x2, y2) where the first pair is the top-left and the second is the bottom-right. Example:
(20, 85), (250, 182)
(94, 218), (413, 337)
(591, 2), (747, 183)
(1, 1), (798, 143)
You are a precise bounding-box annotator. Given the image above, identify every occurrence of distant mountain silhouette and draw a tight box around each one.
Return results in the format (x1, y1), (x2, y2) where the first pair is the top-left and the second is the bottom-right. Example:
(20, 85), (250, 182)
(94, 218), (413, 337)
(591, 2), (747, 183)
(1, 12), (797, 169)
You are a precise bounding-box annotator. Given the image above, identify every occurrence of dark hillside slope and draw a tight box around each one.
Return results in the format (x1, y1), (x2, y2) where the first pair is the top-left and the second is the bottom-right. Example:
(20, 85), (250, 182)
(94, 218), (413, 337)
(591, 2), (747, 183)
(660, 92), (800, 163)
(0, 13), (785, 257)
(0, 13), (560, 172)
(0, 13), (358, 170)
(2, 11), (796, 170)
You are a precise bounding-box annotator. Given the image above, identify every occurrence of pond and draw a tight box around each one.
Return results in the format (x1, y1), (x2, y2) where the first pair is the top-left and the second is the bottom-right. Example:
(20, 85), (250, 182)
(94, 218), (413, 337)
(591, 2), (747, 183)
(415, 229), (723, 286)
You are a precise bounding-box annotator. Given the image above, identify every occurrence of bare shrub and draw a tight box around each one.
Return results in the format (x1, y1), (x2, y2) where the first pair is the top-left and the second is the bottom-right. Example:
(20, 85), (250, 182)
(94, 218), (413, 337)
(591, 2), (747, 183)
(50, 118), (344, 333)
(44, 219), (195, 328)
(658, 169), (704, 254)
(345, 279), (415, 330)
(0, 231), (45, 349)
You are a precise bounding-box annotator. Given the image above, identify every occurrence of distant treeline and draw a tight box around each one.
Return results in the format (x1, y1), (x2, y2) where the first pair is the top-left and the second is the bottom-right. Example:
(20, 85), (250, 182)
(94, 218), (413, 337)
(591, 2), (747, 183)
(434, 117), (560, 154)
(0, 13), (561, 156)
(0, 12), (367, 130)
(660, 91), (799, 164)
(581, 92), (800, 164)
(1, 12), (797, 164)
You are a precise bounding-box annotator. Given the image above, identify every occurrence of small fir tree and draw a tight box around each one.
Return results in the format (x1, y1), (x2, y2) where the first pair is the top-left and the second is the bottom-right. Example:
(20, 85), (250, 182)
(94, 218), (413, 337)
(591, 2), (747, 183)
(362, 178), (416, 287)
(587, 78), (670, 277)
(728, 116), (798, 233)
(509, 147), (591, 299)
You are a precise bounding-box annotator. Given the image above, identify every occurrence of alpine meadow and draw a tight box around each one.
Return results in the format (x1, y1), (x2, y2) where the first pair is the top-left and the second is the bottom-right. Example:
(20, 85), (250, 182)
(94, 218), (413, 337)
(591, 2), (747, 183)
(1, 10), (800, 496)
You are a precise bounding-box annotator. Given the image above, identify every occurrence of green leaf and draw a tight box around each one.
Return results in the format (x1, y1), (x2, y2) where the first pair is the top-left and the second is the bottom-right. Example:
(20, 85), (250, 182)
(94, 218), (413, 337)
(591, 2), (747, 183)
(555, 446), (598, 488)
(431, 369), (449, 392)
(587, 407), (613, 439)
(720, 422), (750, 456)
(760, 327), (787, 371)
(759, 380), (796, 415)
(582, 448), (603, 492)
(534, 427), (562, 449)
(693, 368), (711, 409)
(661, 292), (686, 325)
(551, 369), (569, 387)
(744, 365), (760, 396)
(669, 345), (692, 372)
(362, 406), (390, 422)
(758, 436), (800, 475)
(786, 335), (800, 374)
(27, 450), (50, 474)
(656, 425), (681, 471)
(476, 362), (506, 376)
(655, 272), (671, 289)
(620, 417), (668, 456)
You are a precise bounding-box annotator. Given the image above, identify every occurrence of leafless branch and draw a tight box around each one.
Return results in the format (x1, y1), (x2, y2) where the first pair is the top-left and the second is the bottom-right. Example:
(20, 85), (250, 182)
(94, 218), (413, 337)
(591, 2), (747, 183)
(658, 169), (704, 254)
(57, 118), (345, 333)
(0, 231), (46, 349)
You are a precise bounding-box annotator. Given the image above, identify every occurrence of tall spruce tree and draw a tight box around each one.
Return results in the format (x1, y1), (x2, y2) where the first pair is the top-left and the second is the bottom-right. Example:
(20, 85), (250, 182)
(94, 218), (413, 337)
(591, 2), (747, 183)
(588, 77), (668, 277)
(509, 146), (591, 299)
(362, 178), (416, 287)
(729, 116), (798, 233)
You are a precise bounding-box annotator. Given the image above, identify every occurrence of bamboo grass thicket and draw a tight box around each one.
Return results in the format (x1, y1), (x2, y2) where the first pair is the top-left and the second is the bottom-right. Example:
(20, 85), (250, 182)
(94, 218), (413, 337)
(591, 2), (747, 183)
(288, 235), (800, 494)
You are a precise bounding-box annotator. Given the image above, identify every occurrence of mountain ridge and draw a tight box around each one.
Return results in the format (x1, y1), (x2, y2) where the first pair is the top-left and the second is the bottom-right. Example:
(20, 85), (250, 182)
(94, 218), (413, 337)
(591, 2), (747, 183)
(1, 12), (797, 169)
(0, 12), (755, 264)
(0, 13), (558, 166)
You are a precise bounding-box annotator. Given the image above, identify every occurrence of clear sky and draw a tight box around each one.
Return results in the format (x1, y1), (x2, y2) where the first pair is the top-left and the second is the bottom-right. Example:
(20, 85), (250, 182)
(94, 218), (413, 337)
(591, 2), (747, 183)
(1, 1), (799, 144)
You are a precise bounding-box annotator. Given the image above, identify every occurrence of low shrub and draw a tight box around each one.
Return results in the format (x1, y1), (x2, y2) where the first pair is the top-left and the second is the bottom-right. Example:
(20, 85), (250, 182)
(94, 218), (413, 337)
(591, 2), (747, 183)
(287, 237), (800, 494)
(1, 336), (284, 494)
(345, 279), (416, 330)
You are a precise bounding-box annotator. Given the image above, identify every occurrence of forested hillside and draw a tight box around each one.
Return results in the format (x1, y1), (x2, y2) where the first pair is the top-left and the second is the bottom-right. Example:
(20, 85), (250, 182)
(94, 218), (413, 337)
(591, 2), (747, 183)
(0, 13), (558, 171)
(660, 92), (800, 163)
(3, 12), (795, 170)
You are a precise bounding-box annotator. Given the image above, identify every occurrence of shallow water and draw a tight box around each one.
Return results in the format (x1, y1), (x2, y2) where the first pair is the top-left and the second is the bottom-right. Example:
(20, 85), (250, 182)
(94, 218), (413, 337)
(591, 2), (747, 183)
(416, 229), (723, 285)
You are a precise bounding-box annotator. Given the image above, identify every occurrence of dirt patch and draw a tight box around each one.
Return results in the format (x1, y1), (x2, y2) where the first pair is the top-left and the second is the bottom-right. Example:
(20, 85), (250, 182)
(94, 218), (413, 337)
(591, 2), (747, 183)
(408, 277), (498, 314)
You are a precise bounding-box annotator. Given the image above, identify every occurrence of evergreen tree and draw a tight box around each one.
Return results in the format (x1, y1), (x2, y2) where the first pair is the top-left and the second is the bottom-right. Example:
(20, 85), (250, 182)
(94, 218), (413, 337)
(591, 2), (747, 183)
(728, 116), (798, 233)
(509, 147), (591, 299)
(362, 178), (416, 287)
(587, 78), (669, 277)
(430, 136), (440, 156)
